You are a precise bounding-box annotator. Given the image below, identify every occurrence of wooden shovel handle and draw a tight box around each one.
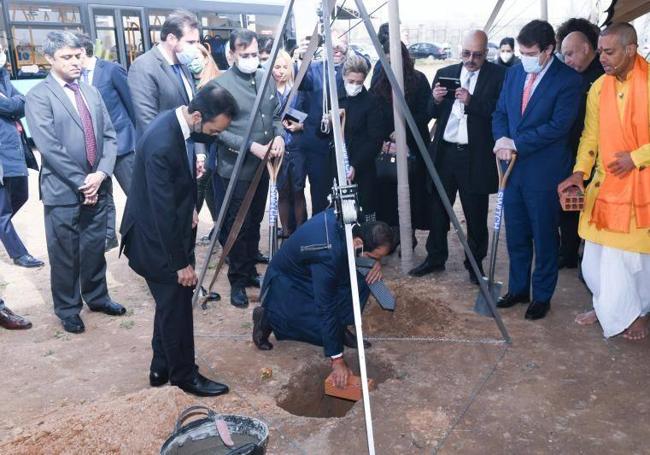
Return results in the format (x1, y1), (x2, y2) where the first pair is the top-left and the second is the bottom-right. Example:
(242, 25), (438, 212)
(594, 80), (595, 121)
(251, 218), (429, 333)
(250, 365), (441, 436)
(496, 154), (517, 191)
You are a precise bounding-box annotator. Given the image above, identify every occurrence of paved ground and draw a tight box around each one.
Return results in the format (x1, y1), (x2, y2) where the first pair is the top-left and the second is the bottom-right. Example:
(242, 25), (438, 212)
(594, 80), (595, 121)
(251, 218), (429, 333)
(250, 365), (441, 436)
(1, 60), (649, 454)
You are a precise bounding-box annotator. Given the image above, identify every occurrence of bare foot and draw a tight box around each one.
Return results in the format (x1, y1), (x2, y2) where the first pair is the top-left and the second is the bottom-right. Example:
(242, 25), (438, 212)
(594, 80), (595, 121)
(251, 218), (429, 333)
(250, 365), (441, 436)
(622, 316), (650, 341)
(575, 310), (598, 326)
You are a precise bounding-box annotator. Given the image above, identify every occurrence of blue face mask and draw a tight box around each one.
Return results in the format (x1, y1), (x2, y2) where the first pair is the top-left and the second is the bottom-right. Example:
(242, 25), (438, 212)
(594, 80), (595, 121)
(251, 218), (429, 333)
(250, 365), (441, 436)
(521, 54), (544, 74)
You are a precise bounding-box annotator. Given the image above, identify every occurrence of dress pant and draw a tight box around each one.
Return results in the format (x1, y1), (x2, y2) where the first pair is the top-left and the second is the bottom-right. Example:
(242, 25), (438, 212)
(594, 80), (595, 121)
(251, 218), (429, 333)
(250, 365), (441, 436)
(504, 182), (560, 302)
(106, 151), (135, 241)
(304, 139), (333, 215)
(0, 176), (29, 259)
(44, 195), (111, 319)
(196, 167), (217, 220)
(425, 142), (489, 268)
(146, 279), (197, 384)
(219, 174), (269, 288)
(559, 210), (580, 264)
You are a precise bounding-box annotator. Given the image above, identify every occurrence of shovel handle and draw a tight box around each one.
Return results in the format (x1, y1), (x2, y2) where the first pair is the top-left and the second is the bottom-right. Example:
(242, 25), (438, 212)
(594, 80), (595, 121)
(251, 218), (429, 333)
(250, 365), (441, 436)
(496, 154), (517, 191)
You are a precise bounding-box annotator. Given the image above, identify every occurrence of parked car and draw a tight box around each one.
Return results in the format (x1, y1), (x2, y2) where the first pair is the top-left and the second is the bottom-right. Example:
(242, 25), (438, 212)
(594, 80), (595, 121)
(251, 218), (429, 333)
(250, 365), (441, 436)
(408, 42), (448, 60)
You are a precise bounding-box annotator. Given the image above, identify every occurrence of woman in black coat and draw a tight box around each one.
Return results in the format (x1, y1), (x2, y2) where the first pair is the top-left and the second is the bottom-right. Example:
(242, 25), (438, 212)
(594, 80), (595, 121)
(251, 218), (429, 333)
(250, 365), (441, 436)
(496, 37), (521, 68)
(371, 41), (434, 232)
(337, 54), (385, 222)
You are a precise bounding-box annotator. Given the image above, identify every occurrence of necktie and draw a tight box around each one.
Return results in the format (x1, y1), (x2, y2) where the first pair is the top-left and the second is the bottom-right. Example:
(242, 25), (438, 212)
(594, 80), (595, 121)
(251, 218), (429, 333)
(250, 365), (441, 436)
(521, 73), (538, 114)
(171, 64), (188, 101)
(65, 82), (97, 167)
(185, 138), (195, 177)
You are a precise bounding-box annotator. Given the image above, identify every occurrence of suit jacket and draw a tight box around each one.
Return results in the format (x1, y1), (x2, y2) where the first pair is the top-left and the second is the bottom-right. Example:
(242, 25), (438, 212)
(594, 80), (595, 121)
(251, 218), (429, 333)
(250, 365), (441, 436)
(25, 74), (117, 206)
(92, 58), (136, 156)
(262, 209), (365, 357)
(120, 109), (196, 284)
(492, 57), (583, 191)
(128, 46), (195, 138)
(0, 68), (28, 178)
(430, 62), (506, 194)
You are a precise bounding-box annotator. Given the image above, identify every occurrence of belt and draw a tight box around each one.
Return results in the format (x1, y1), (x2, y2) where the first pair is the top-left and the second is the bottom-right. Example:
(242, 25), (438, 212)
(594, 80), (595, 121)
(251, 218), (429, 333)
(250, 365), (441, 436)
(443, 140), (469, 151)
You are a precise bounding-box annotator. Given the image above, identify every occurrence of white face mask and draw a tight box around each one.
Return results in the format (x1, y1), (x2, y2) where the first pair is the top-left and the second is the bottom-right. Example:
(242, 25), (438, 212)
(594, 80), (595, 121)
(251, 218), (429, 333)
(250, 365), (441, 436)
(345, 81), (362, 97)
(237, 56), (260, 74)
(500, 51), (513, 63)
(521, 54), (544, 74)
(176, 44), (200, 66)
(0, 52), (6, 67)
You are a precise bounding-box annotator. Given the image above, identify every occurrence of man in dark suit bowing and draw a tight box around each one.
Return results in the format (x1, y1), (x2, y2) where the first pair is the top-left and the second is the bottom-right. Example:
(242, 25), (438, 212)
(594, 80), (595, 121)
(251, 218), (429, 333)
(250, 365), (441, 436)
(492, 20), (582, 320)
(76, 33), (136, 251)
(26, 31), (125, 334)
(410, 30), (506, 284)
(120, 84), (237, 397)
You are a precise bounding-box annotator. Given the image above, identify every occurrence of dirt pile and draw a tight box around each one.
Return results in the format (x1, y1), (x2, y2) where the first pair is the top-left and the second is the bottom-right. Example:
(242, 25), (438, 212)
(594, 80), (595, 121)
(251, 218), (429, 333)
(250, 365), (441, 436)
(363, 279), (459, 337)
(0, 387), (225, 454)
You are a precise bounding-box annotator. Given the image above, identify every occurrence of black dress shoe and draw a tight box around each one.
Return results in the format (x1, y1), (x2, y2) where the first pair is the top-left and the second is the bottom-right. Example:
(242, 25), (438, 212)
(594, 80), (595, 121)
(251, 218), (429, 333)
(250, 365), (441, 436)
(496, 293), (530, 308)
(252, 306), (273, 350)
(408, 261), (445, 277)
(149, 370), (169, 387)
(244, 275), (262, 288)
(61, 315), (85, 334)
(343, 328), (371, 349)
(90, 300), (126, 316)
(230, 287), (249, 308)
(525, 300), (551, 320)
(13, 254), (44, 268)
(255, 251), (269, 264)
(175, 373), (229, 397)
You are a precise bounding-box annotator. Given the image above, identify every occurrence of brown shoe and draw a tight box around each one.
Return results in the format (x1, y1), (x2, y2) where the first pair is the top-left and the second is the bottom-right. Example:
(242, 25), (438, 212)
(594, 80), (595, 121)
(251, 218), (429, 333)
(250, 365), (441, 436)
(0, 306), (33, 330)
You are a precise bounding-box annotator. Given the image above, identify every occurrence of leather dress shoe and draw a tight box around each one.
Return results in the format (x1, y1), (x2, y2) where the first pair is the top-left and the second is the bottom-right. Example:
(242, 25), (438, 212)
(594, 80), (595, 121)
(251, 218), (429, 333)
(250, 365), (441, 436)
(13, 254), (44, 268)
(255, 251), (269, 264)
(91, 300), (126, 316)
(61, 315), (85, 333)
(105, 237), (119, 252)
(408, 261), (445, 277)
(496, 293), (530, 308)
(0, 306), (32, 330)
(230, 287), (249, 308)
(149, 370), (169, 387)
(525, 300), (551, 320)
(175, 373), (229, 397)
(245, 275), (262, 289)
(343, 328), (371, 349)
(252, 306), (273, 350)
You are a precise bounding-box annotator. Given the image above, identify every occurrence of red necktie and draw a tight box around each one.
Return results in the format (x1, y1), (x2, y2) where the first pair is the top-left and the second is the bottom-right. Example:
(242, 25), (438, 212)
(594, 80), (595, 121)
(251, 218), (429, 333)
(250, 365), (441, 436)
(65, 82), (97, 167)
(521, 73), (538, 114)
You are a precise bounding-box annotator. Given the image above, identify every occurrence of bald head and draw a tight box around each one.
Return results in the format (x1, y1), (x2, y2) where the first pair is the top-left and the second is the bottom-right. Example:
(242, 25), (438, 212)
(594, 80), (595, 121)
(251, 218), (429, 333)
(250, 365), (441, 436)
(461, 30), (488, 71)
(601, 22), (638, 46)
(561, 31), (596, 73)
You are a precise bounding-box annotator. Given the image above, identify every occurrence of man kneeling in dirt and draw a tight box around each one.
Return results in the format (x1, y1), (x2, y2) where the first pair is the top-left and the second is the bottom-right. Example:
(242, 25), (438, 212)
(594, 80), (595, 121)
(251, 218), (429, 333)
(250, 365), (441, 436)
(252, 208), (392, 386)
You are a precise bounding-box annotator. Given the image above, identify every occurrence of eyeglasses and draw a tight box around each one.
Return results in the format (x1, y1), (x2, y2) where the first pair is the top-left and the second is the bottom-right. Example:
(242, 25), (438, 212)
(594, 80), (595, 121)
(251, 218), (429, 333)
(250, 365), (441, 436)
(461, 50), (485, 59)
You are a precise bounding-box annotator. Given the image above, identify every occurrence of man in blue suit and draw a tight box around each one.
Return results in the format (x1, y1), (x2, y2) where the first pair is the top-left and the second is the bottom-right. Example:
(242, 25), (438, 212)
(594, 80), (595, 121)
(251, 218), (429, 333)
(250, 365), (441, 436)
(492, 20), (582, 320)
(252, 209), (392, 387)
(76, 34), (136, 251)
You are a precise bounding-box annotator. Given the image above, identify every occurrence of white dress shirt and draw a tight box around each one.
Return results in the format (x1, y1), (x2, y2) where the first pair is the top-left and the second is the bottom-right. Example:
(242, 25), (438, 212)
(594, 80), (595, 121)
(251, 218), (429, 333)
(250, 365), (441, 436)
(443, 66), (480, 145)
(175, 106), (195, 174)
(159, 44), (193, 101)
(50, 71), (89, 115)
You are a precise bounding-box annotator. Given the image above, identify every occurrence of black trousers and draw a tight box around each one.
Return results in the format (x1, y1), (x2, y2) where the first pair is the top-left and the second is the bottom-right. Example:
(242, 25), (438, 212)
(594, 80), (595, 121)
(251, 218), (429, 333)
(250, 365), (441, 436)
(0, 176), (28, 258)
(425, 142), (489, 268)
(559, 210), (580, 264)
(146, 279), (197, 384)
(219, 174), (269, 288)
(44, 195), (110, 319)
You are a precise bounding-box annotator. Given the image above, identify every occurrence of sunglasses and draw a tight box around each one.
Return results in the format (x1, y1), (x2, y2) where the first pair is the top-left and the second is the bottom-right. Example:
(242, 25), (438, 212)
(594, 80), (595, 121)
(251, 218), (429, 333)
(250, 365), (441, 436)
(461, 50), (485, 59)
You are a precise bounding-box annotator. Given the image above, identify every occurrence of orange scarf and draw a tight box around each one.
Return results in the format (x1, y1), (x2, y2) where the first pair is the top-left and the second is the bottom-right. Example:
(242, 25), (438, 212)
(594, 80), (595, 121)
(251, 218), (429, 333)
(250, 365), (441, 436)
(591, 55), (650, 232)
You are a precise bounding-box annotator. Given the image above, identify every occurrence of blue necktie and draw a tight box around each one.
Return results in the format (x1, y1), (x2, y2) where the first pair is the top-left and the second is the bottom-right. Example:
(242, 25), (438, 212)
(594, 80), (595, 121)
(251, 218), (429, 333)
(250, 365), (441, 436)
(171, 64), (188, 102)
(185, 138), (195, 177)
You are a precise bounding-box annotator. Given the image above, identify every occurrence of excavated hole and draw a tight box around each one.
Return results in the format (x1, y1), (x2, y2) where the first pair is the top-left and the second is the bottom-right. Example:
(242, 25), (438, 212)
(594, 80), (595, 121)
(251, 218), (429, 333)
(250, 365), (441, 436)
(276, 357), (394, 418)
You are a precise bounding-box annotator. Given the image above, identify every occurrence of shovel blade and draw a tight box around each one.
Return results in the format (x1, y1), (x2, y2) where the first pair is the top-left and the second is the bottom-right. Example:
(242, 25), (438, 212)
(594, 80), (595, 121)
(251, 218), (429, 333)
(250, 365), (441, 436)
(474, 278), (503, 317)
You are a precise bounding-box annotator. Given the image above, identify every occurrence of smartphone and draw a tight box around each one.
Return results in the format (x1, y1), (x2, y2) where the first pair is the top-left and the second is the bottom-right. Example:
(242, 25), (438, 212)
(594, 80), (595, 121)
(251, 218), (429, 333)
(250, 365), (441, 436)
(438, 76), (461, 93)
(283, 107), (308, 124)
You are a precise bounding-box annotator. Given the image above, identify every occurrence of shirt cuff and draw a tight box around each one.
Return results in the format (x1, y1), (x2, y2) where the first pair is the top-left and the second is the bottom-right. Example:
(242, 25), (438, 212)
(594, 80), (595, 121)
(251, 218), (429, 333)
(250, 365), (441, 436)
(330, 353), (343, 360)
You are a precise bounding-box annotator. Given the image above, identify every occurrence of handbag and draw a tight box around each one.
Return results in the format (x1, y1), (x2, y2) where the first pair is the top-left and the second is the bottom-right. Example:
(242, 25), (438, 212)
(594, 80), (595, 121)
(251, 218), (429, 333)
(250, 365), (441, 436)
(375, 140), (413, 183)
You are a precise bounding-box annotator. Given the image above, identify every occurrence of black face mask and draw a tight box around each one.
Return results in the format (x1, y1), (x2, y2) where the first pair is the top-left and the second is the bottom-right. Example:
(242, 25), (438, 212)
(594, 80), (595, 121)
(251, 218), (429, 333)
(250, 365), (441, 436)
(190, 119), (216, 144)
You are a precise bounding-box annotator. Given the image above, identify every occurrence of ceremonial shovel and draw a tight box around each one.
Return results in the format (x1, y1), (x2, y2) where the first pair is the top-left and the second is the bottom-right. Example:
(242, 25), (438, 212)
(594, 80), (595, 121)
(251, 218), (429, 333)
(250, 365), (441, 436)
(474, 155), (517, 317)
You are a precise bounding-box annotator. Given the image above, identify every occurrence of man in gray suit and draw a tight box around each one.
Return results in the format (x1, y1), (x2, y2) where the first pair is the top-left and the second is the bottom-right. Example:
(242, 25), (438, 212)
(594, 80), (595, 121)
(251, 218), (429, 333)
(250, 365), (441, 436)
(127, 9), (200, 138)
(26, 31), (126, 334)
